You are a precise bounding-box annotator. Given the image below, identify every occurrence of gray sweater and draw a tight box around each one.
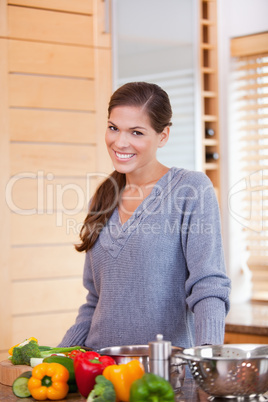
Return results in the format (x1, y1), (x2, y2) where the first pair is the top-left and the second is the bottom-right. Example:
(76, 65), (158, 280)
(59, 167), (231, 350)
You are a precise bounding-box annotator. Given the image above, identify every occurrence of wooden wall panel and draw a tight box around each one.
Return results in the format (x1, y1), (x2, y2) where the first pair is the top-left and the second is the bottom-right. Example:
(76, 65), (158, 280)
(93, 0), (111, 48)
(10, 109), (96, 144)
(8, 0), (93, 15)
(9, 40), (95, 78)
(7, 176), (97, 212)
(10, 143), (96, 176)
(9, 75), (95, 111)
(0, 0), (112, 353)
(8, 6), (94, 46)
(11, 246), (85, 280)
(13, 312), (79, 347)
(12, 278), (87, 315)
(0, 37), (12, 352)
(0, 1), (8, 36)
(11, 211), (87, 245)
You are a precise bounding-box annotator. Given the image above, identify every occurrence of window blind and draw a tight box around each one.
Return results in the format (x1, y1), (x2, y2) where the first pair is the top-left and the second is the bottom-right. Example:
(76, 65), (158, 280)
(231, 33), (268, 301)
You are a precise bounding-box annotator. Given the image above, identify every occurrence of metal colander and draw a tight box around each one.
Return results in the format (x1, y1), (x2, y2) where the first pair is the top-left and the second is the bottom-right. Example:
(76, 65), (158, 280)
(174, 344), (268, 398)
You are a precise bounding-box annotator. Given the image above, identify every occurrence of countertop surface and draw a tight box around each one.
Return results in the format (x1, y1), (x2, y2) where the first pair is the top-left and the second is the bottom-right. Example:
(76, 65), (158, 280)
(0, 379), (229, 402)
(1, 379), (268, 402)
(225, 301), (268, 335)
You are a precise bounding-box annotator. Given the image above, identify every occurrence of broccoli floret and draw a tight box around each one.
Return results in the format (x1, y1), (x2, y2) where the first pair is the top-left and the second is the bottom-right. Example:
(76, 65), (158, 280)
(87, 375), (116, 402)
(11, 347), (23, 365)
(11, 341), (85, 366)
(12, 340), (41, 366)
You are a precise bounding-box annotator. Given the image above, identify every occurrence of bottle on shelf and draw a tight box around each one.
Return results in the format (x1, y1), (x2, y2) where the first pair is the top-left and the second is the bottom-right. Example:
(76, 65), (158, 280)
(205, 128), (215, 137)
(206, 152), (219, 161)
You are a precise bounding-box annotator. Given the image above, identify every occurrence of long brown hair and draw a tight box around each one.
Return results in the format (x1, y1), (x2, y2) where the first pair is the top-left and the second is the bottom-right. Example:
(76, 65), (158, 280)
(75, 82), (172, 252)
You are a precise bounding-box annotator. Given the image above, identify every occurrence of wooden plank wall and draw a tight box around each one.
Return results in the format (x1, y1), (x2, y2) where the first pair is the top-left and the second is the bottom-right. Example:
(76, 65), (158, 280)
(0, 2), (12, 361)
(0, 0), (112, 359)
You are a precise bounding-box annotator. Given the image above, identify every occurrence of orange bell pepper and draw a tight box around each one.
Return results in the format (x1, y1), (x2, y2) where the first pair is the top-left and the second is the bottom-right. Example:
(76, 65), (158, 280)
(103, 360), (145, 402)
(27, 362), (69, 400)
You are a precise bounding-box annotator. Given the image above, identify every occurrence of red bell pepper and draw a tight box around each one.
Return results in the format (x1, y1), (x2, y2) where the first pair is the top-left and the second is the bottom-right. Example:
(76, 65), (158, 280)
(74, 351), (116, 397)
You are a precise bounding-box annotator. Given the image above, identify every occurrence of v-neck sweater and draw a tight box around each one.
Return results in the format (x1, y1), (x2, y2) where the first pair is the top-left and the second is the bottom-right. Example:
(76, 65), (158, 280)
(59, 167), (231, 351)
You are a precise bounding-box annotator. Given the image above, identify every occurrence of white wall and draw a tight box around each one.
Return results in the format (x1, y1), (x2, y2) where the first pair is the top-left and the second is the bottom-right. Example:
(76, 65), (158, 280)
(112, 0), (198, 170)
(113, 0), (194, 79)
(218, 0), (268, 302)
(228, 0), (268, 37)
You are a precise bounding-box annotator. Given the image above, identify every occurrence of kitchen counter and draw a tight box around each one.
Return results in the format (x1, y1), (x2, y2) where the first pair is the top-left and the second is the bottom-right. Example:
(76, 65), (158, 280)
(1, 377), (268, 401)
(2, 379), (268, 401)
(0, 379), (210, 401)
(225, 301), (268, 336)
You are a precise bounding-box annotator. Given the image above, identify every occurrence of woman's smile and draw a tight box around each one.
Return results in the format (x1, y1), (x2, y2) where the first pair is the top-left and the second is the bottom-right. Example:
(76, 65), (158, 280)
(105, 105), (168, 178)
(114, 150), (136, 160)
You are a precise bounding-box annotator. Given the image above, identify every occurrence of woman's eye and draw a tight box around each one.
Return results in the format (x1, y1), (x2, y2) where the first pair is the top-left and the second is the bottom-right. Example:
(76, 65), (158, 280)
(133, 130), (143, 136)
(109, 125), (118, 131)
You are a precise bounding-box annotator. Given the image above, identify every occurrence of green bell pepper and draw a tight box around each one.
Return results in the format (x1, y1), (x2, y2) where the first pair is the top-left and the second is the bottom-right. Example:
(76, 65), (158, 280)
(129, 373), (175, 402)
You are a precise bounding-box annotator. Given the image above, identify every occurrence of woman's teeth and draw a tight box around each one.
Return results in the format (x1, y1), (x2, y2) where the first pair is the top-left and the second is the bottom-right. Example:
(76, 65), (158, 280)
(115, 152), (135, 159)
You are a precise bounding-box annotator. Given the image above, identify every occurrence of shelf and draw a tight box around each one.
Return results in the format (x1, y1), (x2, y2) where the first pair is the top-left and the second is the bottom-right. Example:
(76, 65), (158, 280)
(200, 0), (220, 199)
(200, 18), (213, 26)
(202, 90), (217, 98)
(203, 115), (217, 122)
(204, 162), (219, 170)
(202, 67), (216, 74)
(203, 138), (218, 146)
(201, 43), (215, 50)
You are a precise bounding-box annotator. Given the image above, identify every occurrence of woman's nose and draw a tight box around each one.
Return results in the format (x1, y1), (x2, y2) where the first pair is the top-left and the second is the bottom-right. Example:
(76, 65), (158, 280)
(114, 132), (129, 148)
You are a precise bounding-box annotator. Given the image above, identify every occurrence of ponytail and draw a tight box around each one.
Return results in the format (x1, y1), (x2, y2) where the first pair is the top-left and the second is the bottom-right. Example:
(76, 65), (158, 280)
(75, 171), (126, 252)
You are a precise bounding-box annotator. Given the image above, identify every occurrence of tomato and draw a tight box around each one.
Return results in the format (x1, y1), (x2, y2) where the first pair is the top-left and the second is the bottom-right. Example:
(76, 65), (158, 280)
(67, 350), (84, 359)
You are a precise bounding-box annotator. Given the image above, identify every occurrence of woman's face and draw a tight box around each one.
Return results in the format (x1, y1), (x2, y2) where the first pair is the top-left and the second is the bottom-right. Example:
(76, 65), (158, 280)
(105, 106), (169, 176)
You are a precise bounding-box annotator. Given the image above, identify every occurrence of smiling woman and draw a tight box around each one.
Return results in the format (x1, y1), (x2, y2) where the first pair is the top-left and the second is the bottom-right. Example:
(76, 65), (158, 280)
(105, 106), (169, 174)
(58, 82), (231, 364)
(76, 82), (173, 249)
(105, 104), (170, 224)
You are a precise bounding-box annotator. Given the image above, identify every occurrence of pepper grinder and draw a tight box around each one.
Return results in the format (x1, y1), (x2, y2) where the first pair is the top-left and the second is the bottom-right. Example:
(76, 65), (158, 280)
(148, 334), (171, 381)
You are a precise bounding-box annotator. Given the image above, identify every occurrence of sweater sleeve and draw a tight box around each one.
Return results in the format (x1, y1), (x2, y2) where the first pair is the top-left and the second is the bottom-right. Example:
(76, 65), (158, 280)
(181, 171), (231, 346)
(58, 251), (99, 347)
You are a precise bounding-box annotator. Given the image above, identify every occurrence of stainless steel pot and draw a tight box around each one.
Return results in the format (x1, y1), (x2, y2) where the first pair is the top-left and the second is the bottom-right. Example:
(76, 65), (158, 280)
(174, 344), (268, 398)
(98, 344), (185, 391)
(99, 345), (150, 370)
